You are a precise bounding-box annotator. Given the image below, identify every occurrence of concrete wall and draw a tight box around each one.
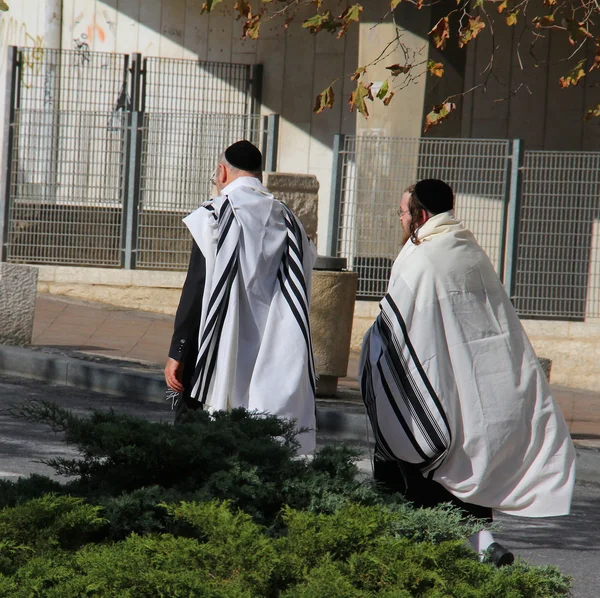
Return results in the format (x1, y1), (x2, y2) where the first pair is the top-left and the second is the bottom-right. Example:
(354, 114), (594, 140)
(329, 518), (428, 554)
(0, 1), (47, 173)
(460, 1), (600, 150)
(0, 0), (363, 255)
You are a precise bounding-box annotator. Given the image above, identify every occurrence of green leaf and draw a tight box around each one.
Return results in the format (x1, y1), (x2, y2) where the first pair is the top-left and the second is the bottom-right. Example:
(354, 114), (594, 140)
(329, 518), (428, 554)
(584, 102), (600, 121)
(337, 3), (362, 38)
(429, 17), (450, 50)
(340, 3), (362, 22)
(376, 80), (389, 100)
(234, 0), (251, 19)
(506, 10), (519, 26)
(427, 60), (444, 77)
(566, 19), (593, 46)
(351, 66), (367, 81)
(424, 102), (456, 132)
(302, 10), (339, 34)
(559, 59), (586, 88)
(458, 16), (485, 48)
(391, 0), (402, 8)
(349, 82), (373, 118)
(533, 14), (555, 28)
(243, 14), (262, 39)
(590, 48), (600, 72)
(314, 85), (335, 114)
(201, 0), (223, 13)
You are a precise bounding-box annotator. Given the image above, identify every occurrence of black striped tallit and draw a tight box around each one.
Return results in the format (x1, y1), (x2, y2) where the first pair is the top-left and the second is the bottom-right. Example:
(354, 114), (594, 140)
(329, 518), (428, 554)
(191, 198), (315, 404)
(362, 294), (451, 473)
(192, 198), (239, 405)
(277, 203), (316, 395)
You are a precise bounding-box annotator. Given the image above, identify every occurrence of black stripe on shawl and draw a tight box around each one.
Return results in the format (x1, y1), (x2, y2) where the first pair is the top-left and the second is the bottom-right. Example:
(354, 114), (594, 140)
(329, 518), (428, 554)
(282, 204), (304, 262)
(384, 295), (452, 437)
(192, 248), (239, 391)
(217, 199), (235, 251)
(360, 338), (397, 462)
(280, 252), (310, 331)
(191, 198), (239, 403)
(205, 247), (239, 328)
(376, 354), (430, 461)
(277, 205), (315, 394)
(377, 311), (448, 457)
(198, 253), (239, 406)
(277, 268), (315, 394)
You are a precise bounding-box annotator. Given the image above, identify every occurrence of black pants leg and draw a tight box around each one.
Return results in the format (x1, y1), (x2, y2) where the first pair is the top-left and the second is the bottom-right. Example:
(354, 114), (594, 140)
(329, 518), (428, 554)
(373, 455), (493, 523)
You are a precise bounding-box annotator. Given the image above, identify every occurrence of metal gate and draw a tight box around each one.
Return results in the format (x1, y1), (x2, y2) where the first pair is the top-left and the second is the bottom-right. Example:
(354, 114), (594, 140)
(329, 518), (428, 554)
(329, 134), (600, 321)
(328, 135), (512, 298)
(0, 46), (270, 270)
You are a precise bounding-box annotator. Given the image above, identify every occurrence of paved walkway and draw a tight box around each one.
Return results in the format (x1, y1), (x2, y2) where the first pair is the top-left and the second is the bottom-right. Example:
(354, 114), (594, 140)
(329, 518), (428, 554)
(32, 294), (600, 446)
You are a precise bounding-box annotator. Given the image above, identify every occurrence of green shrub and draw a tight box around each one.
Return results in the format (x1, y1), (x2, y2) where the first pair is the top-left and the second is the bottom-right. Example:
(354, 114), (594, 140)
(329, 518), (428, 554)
(0, 400), (572, 597)
(0, 475), (63, 509)
(0, 500), (571, 597)
(0, 494), (105, 550)
(4, 401), (392, 533)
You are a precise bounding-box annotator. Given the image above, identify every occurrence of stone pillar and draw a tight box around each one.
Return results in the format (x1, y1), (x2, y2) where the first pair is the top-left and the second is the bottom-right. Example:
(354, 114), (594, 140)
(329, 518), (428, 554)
(264, 172), (319, 244)
(309, 257), (358, 396)
(0, 263), (39, 345)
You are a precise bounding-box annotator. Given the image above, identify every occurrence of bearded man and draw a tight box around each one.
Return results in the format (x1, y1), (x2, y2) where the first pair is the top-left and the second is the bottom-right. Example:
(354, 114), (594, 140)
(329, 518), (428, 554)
(165, 140), (317, 454)
(360, 178), (575, 566)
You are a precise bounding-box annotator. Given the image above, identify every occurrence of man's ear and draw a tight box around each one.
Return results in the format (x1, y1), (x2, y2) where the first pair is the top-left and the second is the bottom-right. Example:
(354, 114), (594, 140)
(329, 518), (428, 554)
(218, 163), (228, 184)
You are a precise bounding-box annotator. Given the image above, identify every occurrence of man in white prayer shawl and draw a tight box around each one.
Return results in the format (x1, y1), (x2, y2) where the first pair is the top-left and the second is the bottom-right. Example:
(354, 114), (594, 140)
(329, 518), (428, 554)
(164, 140), (317, 454)
(360, 178), (575, 567)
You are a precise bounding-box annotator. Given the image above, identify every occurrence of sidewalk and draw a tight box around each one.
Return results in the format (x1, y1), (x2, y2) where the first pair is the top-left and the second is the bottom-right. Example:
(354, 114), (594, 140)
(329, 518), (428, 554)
(23, 294), (600, 448)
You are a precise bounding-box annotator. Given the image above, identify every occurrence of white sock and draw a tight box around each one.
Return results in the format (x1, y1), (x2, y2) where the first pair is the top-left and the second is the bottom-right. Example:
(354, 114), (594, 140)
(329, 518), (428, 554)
(468, 530), (495, 557)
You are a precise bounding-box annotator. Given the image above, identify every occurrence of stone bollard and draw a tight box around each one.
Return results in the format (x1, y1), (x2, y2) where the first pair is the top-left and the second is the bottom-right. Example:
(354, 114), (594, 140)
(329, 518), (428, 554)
(309, 256), (358, 397)
(0, 263), (39, 346)
(264, 172), (319, 244)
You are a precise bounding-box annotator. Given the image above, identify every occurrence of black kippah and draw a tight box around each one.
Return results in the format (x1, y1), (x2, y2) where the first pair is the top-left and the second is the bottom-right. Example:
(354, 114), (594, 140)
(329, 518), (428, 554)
(414, 179), (454, 214)
(224, 140), (263, 172)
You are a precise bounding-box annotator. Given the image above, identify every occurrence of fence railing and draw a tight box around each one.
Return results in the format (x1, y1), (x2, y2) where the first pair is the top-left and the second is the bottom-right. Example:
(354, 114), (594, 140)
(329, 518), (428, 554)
(3, 111), (278, 270)
(1, 46), (272, 271)
(329, 134), (600, 321)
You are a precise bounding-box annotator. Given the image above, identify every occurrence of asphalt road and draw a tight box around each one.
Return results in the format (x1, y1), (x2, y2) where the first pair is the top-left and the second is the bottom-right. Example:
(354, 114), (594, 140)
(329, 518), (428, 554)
(1, 373), (598, 597)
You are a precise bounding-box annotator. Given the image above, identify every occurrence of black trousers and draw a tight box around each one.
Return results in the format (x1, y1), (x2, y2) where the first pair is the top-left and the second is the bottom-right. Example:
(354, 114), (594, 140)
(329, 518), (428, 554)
(373, 455), (493, 523)
(173, 351), (201, 424)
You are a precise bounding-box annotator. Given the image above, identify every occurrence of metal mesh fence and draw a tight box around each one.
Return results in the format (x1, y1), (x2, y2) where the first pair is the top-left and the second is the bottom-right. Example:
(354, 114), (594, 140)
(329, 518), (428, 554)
(136, 113), (269, 270)
(18, 47), (130, 112)
(513, 151), (600, 319)
(2, 46), (266, 271)
(142, 57), (256, 115)
(5, 109), (126, 266)
(335, 136), (510, 298)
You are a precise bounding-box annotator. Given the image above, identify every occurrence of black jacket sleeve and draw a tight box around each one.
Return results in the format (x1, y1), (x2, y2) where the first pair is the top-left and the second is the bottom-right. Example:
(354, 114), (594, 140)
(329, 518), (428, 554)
(168, 240), (206, 363)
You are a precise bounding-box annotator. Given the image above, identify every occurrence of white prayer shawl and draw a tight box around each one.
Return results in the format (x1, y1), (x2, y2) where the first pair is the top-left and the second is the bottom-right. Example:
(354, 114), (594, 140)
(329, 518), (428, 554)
(360, 211), (575, 517)
(183, 177), (317, 454)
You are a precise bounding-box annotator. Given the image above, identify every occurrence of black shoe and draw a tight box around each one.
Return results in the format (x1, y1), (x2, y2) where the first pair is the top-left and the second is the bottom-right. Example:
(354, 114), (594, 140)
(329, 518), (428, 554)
(487, 542), (515, 567)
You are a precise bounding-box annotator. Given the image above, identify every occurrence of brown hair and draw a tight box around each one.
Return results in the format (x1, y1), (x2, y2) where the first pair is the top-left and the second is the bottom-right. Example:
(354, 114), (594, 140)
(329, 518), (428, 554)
(404, 184), (428, 245)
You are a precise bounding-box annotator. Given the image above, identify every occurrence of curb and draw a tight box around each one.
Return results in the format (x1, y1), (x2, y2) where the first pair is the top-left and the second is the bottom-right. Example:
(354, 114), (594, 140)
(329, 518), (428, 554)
(1, 344), (599, 485)
(0, 345), (370, 441)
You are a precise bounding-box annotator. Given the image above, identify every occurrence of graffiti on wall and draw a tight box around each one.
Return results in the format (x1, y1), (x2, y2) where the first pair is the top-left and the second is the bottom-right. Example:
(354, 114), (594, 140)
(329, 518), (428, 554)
(0, 16), (44, 72)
